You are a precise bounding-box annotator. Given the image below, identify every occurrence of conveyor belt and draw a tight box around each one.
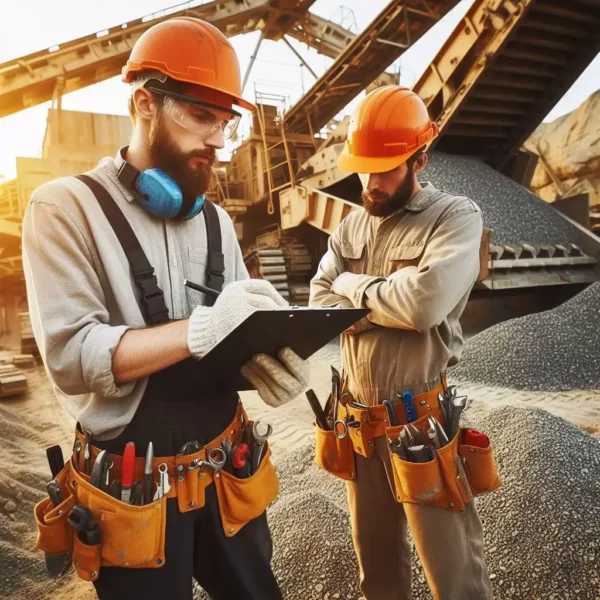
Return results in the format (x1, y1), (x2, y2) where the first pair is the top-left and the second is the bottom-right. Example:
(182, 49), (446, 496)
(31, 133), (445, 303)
(283, 0), (461, 135)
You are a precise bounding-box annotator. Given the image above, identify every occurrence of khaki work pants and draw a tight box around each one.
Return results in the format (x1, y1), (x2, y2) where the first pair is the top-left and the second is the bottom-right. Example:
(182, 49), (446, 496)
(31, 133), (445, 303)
(346, 436), (494, 600)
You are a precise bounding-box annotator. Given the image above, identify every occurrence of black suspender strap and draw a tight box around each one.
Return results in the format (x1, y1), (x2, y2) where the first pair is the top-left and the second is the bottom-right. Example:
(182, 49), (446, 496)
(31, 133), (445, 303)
(76, 174), (170, 326)
(202, 199), (225, 306)
(75, 174), (227, 320)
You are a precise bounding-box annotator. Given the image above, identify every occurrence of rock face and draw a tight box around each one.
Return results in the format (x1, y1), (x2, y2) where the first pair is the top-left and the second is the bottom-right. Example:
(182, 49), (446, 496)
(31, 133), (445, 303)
(524, 89), (600, 205)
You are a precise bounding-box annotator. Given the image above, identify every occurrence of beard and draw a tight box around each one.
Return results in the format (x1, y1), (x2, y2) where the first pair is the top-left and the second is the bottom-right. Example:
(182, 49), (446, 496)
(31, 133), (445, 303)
(149, 114), (218, 212)
(361, 167), (417, 217)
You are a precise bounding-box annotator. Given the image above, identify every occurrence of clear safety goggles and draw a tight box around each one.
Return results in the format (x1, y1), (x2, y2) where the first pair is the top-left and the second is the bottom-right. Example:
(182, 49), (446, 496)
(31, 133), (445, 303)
(160, 95), (241, 140)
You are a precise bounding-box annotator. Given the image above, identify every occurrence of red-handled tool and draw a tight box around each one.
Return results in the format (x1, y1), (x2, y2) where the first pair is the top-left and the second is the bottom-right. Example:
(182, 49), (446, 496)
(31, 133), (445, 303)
(120, 442), (136, 503)
(231, 443), (251, 478)
(232, 444), (250, 469)
(463, 429), (490, 448)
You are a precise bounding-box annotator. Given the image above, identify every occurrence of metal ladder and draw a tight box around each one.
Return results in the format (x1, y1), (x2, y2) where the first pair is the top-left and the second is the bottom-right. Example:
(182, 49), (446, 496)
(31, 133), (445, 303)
(254, 90), (296, 215)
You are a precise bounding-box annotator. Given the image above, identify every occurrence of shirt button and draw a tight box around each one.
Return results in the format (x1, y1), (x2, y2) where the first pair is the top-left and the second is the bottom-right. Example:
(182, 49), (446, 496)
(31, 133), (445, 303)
(172, 259), (178, 267)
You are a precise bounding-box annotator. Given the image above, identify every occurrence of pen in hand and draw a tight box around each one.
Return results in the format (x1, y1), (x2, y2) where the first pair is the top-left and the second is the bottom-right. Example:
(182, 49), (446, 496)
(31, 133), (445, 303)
(184, 278), (221, 298)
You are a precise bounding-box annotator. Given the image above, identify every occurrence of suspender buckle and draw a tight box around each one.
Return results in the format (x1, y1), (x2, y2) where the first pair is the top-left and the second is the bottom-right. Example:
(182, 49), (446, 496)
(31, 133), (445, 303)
(136, 270), (170, 324)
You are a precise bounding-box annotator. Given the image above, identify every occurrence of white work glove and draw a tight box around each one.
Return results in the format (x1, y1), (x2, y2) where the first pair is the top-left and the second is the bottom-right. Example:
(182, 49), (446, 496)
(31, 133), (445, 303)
(187, 279), (288, 358)
(241, 347), (310, 408)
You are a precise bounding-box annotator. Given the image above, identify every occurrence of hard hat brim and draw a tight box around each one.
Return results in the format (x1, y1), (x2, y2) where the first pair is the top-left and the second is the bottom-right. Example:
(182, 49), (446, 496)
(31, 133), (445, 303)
(337, 145), (417, 174)
(122, 64), (257, 112)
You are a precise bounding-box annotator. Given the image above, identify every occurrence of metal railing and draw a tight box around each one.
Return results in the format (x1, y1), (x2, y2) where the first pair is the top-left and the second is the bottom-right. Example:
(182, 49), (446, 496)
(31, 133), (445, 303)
(0, 180), (20, 220)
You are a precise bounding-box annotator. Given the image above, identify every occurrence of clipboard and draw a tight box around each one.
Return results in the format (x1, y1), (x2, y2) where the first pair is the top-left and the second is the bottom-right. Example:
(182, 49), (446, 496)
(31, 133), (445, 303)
(196, 306), (369, 391)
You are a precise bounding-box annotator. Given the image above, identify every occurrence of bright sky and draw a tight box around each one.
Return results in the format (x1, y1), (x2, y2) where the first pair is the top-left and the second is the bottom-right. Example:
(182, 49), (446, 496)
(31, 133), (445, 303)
(0, 0), (599, 181)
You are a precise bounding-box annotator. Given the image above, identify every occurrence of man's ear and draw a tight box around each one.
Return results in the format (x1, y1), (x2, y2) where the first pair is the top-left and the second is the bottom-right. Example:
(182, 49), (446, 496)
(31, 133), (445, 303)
(413, 152), (429, 174)
(132, 89), (158, 121)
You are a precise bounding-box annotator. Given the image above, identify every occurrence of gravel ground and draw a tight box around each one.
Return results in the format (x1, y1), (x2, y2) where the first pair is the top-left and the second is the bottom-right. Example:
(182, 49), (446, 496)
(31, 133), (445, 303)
(450, 282), (600, 391)
(423, 152), (584, 247)
(194, 406), (600, 599)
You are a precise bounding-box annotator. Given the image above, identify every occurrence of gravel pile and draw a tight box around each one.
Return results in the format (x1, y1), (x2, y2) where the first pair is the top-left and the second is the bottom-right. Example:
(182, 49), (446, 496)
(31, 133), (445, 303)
(464, 406), (600, 600)
(194, 406), (600, 599)
(451, 282), (600, 391)
(423, 152), (584, 247)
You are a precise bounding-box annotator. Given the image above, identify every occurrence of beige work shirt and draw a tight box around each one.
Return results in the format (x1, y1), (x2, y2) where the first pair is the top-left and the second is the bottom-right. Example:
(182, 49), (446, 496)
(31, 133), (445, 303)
(309, 182), (482, 404)
(22, 149), (249, 439)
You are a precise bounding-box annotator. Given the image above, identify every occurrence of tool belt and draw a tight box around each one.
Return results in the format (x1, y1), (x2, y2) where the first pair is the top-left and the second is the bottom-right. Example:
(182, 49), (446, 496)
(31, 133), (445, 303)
(313, 371), (501, 512)
(33, 404), (279, 582)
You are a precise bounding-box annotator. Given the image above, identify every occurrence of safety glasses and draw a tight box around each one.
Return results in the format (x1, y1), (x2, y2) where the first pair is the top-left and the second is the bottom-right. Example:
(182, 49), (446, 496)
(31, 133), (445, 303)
(159, 94), (241, 140)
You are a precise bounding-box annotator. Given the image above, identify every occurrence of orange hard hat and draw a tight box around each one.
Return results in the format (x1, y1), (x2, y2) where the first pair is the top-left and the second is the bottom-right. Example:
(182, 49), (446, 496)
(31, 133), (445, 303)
(122, 17), (255, 112)
(338, 85), (439, 173)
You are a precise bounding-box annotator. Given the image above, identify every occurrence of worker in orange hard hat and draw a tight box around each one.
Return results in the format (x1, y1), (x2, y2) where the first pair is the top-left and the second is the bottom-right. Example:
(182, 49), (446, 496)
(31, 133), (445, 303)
(24, 17), (311, 599)
(310, 85), (496, 599)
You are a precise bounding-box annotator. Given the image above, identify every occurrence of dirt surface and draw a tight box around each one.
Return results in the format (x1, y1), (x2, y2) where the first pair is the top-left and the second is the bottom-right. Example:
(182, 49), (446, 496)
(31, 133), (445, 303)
(1, 341), (599, 599)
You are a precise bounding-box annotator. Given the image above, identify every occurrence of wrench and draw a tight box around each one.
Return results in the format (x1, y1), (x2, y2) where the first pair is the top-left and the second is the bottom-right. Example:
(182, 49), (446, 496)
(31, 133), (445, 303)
(188, 447), (227, 473)
(153, 463), (171, 501)
(251, 421), (273, 474)
(331, 366), (348, 440)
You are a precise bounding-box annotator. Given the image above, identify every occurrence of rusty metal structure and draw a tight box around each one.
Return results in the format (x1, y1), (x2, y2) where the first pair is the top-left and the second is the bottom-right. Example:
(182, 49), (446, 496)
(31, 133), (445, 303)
(275, 0), (600, 295)
(0, 0), (354, 298)
(2, 0), (600, 330)
(0, 0), (355, 118)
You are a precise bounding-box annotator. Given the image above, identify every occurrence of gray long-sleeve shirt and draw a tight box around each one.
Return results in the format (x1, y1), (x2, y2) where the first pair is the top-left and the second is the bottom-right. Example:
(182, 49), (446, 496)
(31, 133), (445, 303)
(309, 182), (482, 404)
(21, 149), (249, 440)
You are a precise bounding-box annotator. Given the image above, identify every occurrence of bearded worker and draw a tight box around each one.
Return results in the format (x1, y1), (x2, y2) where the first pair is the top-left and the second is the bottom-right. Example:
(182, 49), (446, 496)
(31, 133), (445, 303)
(23, 17), (310, 600)
(309, 85), (494, 600)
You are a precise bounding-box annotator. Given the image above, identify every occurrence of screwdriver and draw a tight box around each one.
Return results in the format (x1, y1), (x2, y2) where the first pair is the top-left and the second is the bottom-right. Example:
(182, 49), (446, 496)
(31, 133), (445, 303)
(143, 442), (154, 505)
(120, 442), (136, 504)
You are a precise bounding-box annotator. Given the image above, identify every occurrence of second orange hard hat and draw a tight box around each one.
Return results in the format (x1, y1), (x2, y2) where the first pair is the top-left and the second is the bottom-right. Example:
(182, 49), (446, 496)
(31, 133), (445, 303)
(122, 17), (255, 112)
(338, 85), (439, 174)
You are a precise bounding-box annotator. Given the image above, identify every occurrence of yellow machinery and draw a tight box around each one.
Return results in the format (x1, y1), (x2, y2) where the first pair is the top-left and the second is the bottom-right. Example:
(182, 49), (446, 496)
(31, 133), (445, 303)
(2, 0), (600, 312)
(275, 0), (600, 295)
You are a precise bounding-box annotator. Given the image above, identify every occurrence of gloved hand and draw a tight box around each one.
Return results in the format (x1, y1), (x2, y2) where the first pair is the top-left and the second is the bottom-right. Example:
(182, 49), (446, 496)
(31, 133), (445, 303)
(241, 347), (310, 408)
(187, 279), (288, 358)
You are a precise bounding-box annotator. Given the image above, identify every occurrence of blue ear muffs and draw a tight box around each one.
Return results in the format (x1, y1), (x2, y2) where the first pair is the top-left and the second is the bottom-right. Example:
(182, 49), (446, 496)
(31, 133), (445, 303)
(136, 169), (205, 220)
(117, 155), (205, 220)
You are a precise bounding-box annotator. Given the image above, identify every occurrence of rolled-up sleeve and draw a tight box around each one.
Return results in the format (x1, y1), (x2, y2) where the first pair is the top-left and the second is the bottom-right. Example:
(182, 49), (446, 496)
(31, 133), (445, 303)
(22, 199), (135, 398)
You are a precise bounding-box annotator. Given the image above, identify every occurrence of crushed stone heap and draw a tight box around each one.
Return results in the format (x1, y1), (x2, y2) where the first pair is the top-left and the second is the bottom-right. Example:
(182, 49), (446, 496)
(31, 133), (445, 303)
(450, 282), (600, 392)
(423, 152), (584, 247)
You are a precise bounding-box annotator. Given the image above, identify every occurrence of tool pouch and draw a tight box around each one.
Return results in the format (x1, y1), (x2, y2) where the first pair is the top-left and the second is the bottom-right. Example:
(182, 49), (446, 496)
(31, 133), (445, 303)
(388, 426), (501, 512)
(458, 429), (502, 496)
(346, 401), (379, 458)
(33, 463), (76, 575)
(345, 386), (445, 459)
(72, 535), (101, 582)
(69, 461), (168, 569)
(388, 426), (466, 511)
(175, 449), (212, 514)
(314, 418), (356, 481)
(214, 440), (279, 538)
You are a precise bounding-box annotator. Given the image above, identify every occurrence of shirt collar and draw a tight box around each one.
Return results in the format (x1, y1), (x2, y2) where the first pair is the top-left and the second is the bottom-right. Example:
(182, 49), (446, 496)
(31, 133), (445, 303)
(405, 182), (440, 212)
(99, 145), (136, 203)
(375, 182), (440, 223)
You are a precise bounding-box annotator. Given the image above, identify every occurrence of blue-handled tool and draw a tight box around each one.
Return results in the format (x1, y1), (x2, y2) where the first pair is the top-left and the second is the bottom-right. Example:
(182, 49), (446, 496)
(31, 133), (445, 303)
(399, 391), (417, 423)
(383, 400), (398, 426)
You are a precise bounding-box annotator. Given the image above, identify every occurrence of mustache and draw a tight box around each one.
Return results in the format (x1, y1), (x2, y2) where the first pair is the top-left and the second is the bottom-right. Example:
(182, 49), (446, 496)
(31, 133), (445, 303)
(185, 150), (216, 162)
(362, 189), (389, 202)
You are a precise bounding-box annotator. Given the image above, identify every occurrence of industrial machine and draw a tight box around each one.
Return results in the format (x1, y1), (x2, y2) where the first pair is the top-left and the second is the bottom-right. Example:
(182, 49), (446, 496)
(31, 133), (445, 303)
(2, 0), (600, 332)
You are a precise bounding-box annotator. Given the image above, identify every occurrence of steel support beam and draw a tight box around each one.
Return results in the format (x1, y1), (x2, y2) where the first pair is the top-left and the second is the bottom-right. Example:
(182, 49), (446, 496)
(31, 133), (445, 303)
(0, 0), (355, 118)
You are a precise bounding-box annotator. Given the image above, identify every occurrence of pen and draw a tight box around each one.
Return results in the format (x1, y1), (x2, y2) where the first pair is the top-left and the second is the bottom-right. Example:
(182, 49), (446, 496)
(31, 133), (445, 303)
(184, 278), (220, 298)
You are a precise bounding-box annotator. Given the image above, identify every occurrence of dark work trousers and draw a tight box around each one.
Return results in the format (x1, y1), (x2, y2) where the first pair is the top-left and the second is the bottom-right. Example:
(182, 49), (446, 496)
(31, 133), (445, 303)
(88, 358), (283, 600)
